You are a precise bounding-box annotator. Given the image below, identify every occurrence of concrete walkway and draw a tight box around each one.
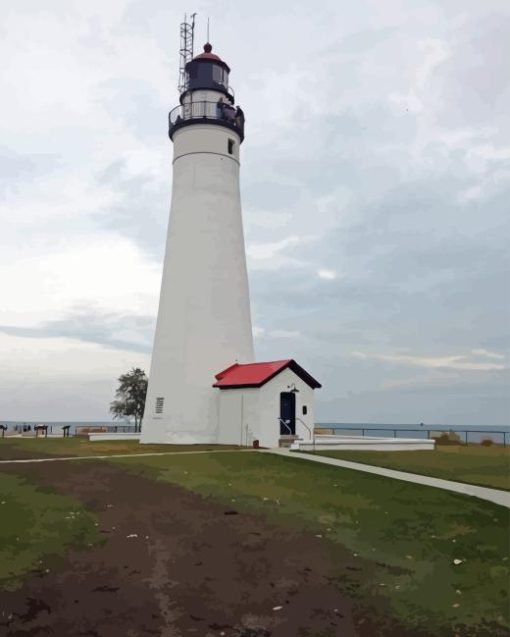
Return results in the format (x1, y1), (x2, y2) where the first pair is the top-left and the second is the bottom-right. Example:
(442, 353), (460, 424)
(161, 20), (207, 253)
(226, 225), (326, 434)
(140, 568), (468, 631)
(263, 448), (510, 509)
(2, 447), (508, 509)
(0, 448), (249, 465)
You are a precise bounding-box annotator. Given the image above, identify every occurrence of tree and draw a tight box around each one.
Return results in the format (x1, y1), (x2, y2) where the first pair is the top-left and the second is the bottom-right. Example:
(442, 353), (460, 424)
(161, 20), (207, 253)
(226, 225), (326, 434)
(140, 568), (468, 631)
(110, 368), (148, 432)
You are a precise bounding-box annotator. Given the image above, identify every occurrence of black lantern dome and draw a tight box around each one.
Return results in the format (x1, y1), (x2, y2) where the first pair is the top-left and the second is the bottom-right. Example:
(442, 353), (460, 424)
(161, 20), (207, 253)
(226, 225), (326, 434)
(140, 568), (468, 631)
(180, 43), (233, 104)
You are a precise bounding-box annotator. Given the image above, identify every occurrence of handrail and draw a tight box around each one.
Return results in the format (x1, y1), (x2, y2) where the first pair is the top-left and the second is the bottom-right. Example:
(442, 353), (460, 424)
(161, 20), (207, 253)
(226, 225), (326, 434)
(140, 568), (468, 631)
(168, 100), (245, 140)
(278, 418), (293, 436)
(296, 417), (315, 452)
(295, 417), (312, 440)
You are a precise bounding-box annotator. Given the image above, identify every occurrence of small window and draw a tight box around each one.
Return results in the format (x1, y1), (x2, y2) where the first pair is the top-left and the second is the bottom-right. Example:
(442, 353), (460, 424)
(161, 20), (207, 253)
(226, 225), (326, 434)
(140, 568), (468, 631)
(212, 64), (226, 87)
(155, 397), (164, 414)
(302, 405), (308, 415)
(228, 139), (235, 155)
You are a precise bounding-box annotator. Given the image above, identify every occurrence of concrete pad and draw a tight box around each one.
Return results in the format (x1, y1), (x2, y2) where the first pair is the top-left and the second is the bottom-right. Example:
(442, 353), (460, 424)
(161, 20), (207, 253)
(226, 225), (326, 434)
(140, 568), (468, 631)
(88, 432), (141, 442)
(292, 435), (435, 452)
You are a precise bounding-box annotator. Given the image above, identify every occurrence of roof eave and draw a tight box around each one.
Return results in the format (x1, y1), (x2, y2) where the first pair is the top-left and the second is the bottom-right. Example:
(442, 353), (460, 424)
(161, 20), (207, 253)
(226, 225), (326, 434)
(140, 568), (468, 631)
(212, 359), (322, 390)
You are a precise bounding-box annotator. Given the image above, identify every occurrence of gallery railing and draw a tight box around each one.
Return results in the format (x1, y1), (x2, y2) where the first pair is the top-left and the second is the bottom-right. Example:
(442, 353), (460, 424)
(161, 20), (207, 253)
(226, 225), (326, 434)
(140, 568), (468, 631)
(168, 100), (245, 140)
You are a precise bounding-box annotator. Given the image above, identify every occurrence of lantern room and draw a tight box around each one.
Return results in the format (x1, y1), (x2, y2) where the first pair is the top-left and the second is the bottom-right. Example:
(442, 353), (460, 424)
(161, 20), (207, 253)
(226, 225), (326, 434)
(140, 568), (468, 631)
(180, 43), (233, 103)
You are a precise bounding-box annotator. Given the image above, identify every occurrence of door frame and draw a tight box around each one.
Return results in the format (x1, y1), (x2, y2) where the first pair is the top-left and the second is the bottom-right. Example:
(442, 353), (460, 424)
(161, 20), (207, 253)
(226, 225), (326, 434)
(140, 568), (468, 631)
(279, 391), (296, 435)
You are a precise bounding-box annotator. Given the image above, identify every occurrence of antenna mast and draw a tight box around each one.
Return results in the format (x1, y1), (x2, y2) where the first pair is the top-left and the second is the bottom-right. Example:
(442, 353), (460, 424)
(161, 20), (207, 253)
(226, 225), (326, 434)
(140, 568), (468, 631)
(178, 12), (196, 94)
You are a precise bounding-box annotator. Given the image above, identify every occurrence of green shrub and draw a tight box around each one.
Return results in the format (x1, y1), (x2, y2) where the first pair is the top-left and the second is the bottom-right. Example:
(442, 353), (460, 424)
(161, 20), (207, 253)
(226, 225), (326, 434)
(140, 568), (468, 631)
(432, 432), (461, 445)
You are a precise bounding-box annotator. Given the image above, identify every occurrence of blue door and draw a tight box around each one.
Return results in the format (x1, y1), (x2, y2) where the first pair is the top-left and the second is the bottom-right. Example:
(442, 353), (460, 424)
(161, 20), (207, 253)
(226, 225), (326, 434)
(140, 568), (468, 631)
(280, 392), (296, 435)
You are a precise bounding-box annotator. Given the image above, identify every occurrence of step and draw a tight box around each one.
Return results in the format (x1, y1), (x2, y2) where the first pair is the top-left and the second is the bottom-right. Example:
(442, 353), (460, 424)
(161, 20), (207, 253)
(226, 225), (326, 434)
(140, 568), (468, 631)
(278, 435), (303, 448)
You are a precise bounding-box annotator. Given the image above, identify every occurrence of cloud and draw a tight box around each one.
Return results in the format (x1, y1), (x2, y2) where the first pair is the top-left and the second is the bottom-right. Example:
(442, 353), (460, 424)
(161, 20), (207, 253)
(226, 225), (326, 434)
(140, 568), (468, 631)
(0, 310), (155, 353)
(268, 330), (301, 339)
(317, 269), (337, 280)
(0, 331), (150, 420)
(246, 235), (312, 270)
(471, 348), (506, 360)
(1, 0), (509, 424)
(349, 350), (507, 372)
(0, 235), (161, 326)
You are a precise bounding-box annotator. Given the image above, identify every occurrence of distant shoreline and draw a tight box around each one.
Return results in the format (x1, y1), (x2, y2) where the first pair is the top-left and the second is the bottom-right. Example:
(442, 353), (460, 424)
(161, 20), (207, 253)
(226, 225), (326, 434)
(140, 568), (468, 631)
(2, 421), (508, 429)
(1, 420), (508, 445)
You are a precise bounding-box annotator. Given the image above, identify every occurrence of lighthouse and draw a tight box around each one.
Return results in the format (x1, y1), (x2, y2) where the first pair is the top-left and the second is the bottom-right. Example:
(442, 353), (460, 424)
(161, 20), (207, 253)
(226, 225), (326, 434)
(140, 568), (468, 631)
(140, 33), (254, 444)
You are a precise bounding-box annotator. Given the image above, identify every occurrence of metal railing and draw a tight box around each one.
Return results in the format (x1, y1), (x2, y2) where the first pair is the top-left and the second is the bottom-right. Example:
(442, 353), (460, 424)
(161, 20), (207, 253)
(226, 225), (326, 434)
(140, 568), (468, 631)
(314, 426), (508, 447)
(75, 424), (137, 436)
(168, 100), (245, 140)
(296, 417), (312, 440)
(296, 417), (315, 452)
(1, 423), (138, 438)
(278, 418), (293, 436)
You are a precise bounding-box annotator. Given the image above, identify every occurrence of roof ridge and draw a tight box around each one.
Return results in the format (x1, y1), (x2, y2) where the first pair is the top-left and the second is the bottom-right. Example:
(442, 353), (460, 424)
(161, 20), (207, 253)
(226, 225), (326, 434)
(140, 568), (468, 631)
(237, 359), (290, 366)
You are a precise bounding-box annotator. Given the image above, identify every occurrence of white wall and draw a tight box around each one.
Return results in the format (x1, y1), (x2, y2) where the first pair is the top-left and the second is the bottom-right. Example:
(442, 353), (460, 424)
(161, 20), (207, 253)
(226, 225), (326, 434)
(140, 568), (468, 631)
(258, 368), (316, 448)
(217, 387), (260, 446)
(140, 121), (254, 445)
(173, 124), (241, 162)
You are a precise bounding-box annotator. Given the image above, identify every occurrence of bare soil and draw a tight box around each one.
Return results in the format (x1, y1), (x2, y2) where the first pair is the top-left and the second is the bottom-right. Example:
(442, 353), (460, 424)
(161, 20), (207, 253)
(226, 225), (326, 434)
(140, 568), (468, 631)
(0, 461), (410, 637)
(0, 442), (58, 461)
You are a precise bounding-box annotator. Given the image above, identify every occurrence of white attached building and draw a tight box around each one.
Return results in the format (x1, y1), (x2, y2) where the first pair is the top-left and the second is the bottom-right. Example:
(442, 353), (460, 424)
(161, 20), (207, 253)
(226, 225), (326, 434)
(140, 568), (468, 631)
(214, 359), (322, 448)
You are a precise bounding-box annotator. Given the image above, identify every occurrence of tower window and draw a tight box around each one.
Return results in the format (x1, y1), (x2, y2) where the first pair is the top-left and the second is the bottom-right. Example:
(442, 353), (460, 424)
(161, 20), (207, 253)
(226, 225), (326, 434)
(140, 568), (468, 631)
(228, 139), (235, 155)
(155, 397), (164, 414)
(212, 65), (227, 87)
(302, 405), (308, 415)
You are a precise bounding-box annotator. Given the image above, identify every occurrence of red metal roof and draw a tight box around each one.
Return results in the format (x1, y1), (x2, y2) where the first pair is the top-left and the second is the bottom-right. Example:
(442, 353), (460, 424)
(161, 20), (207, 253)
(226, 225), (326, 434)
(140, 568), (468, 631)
(195, 51), (222, 61)
(213, 359), (321, 389)
(194, 42), (223, 62)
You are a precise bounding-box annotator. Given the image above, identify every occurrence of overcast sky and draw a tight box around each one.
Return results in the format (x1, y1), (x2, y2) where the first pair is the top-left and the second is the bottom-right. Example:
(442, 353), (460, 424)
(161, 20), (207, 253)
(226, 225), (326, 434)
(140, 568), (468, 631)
(1, 0), (508, 425)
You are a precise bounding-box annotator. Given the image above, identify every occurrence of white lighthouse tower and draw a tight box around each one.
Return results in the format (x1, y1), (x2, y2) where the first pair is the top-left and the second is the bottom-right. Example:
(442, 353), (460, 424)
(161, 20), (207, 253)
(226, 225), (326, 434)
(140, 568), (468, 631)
(140, 29), (254, 444)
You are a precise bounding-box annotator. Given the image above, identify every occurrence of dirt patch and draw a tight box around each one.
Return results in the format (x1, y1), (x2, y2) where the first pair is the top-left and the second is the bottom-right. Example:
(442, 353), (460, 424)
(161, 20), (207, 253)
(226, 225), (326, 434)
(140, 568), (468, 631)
(0, 461), (405, 637)
(0, 442), (60, 461)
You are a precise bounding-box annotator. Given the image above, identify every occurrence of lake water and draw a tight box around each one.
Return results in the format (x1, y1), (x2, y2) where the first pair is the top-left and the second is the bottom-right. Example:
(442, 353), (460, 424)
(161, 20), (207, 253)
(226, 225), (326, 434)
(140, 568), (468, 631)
(2, 420), (509, 444)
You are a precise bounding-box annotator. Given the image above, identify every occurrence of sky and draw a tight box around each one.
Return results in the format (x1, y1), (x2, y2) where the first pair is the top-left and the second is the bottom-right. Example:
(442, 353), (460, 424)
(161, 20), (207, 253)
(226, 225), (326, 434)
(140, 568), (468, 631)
(0, 0), (509, 425)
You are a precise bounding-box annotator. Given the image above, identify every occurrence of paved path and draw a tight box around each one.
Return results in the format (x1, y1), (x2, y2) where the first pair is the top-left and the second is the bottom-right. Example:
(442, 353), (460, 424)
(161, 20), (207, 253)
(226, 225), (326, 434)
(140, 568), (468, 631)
(263, 448), (510, 509)
(0, 449), (249, 465)
(2, 447), (508, 509)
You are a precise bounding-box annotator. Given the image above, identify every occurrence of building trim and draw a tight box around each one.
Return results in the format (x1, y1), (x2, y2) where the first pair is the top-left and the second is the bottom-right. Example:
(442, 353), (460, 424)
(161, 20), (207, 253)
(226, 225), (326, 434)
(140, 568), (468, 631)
(169, 117), (244, 142)
(173, 151), (240, 166)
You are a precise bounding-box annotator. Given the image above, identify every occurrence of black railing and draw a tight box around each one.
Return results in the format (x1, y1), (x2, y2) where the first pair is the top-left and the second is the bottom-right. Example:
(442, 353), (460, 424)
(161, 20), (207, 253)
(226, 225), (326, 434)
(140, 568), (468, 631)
(314, 426), (508, 447)
(74, 425), (137, 436)
(0, 423), (138, 438)
(168, 100), (245, 140)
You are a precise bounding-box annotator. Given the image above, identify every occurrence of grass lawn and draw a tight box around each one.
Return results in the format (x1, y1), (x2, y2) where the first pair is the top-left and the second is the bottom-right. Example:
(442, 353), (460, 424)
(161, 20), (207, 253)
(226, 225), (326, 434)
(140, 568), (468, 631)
(298, 445), (510, 491)
(0, 437), (239, 460)
(114, 450), (510, 637)
(0, 472), (100, 590)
